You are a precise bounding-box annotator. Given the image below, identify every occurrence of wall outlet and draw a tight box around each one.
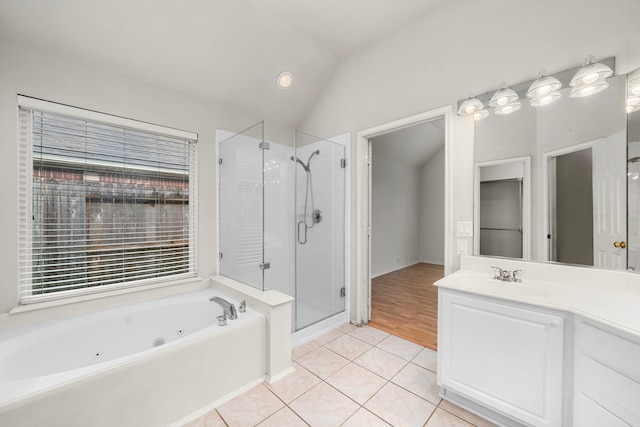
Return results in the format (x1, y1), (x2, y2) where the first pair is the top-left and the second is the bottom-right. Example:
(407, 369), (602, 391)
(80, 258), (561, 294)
(456, 239), (468, 255)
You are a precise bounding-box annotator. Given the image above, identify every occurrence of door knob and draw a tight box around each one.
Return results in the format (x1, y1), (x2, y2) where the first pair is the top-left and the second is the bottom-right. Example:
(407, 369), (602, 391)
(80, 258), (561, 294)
(614, 241), (627, 249)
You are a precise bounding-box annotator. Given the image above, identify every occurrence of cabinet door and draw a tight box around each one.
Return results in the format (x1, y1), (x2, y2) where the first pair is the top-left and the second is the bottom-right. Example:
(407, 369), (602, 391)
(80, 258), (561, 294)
(439, 290), (564, 427)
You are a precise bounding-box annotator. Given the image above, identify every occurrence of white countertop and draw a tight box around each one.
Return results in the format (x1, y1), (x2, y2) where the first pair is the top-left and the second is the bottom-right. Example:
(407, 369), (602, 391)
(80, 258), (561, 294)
(436, 257), (640, 339)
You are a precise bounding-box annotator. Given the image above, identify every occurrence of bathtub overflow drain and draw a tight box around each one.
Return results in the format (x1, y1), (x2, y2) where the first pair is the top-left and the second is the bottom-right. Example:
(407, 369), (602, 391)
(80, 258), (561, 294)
(152, 337), (166, 347)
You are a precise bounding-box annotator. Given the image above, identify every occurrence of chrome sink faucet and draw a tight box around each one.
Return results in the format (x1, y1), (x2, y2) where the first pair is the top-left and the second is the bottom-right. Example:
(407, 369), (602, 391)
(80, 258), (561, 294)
(210, 296), (237, 320)
(491, 266), (525, 283)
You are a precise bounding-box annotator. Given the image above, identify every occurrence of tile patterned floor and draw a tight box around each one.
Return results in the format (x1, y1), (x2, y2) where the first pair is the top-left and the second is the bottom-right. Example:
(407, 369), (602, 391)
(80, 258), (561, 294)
(184, 324), (497, 427)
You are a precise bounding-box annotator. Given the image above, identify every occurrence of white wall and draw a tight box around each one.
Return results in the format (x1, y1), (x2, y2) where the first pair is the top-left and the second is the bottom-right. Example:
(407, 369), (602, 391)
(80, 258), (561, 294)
(371, 144), (445, 276)
(371, 154), (421, 276)
(0, 37), (262, 326)
(420, 146), (445, 265)
(297, 0), (640, 319)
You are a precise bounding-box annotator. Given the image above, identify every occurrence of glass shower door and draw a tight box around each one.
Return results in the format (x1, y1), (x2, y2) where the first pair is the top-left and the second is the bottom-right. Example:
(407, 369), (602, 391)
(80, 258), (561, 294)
(218, 123), (265, 290)
(294, 133), (346, 330)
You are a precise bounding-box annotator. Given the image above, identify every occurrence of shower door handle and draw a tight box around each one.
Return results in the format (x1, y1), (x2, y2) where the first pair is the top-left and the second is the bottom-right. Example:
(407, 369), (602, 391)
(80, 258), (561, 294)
(297, 220), (307, 245)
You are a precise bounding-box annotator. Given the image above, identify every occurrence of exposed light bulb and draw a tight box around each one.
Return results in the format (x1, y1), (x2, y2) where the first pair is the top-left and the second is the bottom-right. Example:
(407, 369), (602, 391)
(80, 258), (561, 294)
(496, 96), (509, 106)
(465, 105), (476, 114)
(501, 105), (514, 114)
(536, 85), (553, 96)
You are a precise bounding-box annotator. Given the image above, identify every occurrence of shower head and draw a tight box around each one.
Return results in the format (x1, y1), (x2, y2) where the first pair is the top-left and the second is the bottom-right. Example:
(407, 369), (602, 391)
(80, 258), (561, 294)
(290, 155), (309, 171)
(306, 150), (320, 166)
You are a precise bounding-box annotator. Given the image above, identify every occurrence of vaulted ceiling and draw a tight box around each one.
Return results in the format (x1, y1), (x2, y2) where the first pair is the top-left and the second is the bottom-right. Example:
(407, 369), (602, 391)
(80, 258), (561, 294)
(0, 0), (443, 128)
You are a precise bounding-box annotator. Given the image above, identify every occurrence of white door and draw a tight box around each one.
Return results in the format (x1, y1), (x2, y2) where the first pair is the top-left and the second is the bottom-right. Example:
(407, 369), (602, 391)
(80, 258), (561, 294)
(593, 132), (627, 269)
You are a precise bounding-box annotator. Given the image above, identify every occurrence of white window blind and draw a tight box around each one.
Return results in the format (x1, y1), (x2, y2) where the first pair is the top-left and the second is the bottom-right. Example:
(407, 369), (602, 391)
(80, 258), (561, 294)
(17, 96), (198, 304)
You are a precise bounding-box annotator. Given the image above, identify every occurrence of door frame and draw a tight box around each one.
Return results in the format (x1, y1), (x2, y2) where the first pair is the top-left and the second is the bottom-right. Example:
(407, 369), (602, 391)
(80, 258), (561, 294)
(355, 106), (453, 324)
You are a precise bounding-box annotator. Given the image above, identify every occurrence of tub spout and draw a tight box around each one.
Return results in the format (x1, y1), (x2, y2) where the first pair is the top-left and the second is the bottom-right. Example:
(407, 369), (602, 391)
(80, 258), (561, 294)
(210, 297), (237, 320)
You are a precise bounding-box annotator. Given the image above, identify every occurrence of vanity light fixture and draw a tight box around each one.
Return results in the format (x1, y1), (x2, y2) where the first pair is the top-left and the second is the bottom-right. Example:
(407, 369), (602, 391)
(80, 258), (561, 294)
(627, 96), (640, 114)
(458, 96), (489, 120)
(489, 82), (519, 108)
(628, 69), (640, 113)
(494, 99), (522, 115)
(569, 55), (613, 98)
(489, 82), (521, 115)
(458, 96), (484, 115)
(527, 70), (562, 107)
(277, 71), (293, 89)
(474, 108), (490, 121)
(629, 69), (640, 96)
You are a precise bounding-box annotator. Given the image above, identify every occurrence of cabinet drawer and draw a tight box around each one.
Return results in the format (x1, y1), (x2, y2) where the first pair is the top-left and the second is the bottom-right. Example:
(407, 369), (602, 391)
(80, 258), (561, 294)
(578, 321), (640, 381)
(577, 354), (640, 425)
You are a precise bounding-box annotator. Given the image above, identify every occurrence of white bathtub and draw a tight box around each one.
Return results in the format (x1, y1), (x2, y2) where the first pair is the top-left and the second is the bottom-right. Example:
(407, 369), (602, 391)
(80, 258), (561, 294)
(0, 288), (267, 426)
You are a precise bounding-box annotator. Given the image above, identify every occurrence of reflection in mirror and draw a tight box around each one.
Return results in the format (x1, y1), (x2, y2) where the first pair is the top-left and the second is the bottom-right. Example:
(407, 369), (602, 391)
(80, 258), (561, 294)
(474, 158), (531, 259)
(546, 147), (594, 266)
(628, 68), (640, 270)
(543, 138), (626, 269)
(473, 63), (627, 270)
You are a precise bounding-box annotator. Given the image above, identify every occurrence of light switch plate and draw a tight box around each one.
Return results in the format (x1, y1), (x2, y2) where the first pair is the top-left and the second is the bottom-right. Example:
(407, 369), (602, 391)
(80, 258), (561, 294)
(457, 221), (473, 237)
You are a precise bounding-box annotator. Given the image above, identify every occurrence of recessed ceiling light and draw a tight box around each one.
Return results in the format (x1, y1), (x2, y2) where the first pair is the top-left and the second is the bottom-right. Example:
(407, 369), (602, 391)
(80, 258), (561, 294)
(277, 72), (293, 89)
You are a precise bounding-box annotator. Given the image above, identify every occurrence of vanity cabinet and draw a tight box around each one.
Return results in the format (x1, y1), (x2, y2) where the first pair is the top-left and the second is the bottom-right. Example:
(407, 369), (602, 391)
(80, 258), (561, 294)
(573, 318), (640, 426)
(439, 289), (565, 427)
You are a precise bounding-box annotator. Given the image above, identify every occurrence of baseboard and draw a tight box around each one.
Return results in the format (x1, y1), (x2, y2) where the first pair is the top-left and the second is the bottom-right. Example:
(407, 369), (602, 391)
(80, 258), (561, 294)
(372, 261), (444, 278)
(168, 376), (266, 427)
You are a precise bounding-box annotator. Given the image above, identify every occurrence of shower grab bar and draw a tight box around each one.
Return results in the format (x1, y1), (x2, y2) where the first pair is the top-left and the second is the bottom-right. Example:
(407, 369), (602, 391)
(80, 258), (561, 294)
(297, 220), (307, 245)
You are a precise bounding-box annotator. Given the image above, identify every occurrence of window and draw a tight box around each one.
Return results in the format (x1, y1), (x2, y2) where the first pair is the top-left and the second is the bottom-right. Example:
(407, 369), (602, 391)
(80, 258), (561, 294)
(17, 96), (198, 304)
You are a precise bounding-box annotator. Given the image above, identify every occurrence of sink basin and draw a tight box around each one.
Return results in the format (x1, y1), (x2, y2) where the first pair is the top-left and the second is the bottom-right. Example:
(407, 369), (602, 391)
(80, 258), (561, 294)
(441, 272), (550, 298)
(493, 282), (549, 298)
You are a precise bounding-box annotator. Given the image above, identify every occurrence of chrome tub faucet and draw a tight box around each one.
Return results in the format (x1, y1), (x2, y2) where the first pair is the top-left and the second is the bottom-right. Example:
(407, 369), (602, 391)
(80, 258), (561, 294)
(210, 296), (237, 320)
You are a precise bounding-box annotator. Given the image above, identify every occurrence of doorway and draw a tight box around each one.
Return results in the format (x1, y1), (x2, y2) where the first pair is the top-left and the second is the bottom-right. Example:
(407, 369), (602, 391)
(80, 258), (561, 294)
(354, 106), (453, 341)
(366, 120), (445, 348)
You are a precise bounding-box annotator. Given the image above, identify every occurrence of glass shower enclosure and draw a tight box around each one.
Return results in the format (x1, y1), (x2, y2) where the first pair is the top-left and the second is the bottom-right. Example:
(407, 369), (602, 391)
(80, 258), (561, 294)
(218, 121), (346, 332)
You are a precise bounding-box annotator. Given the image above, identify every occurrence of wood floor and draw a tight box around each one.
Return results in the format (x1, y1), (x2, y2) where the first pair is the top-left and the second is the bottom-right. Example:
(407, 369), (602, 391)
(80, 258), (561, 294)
(368, 263), (444, 351)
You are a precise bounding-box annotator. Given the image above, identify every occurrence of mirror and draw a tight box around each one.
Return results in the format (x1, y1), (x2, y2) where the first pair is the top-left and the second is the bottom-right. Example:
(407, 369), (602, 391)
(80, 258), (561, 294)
(474, 65), (630, 270)
(628, 69), (640, 270)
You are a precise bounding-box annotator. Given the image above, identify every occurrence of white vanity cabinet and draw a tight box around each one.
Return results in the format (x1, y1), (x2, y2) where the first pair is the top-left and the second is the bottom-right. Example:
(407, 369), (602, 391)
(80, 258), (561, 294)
(573, 318), (640, 426)
(439, 289), (566, 427)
